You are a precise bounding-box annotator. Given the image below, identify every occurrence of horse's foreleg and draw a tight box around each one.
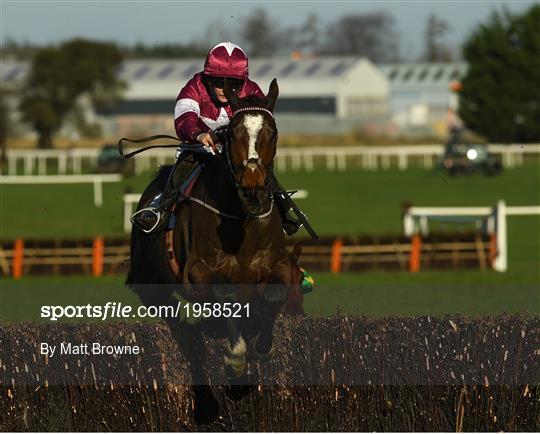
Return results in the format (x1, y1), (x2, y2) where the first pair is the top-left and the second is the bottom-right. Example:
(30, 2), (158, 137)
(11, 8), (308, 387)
(250, 277), (289, 358)
(188, 262), (248, 380)
(213, 284), (248, 380)
(135, 285), (220, 424)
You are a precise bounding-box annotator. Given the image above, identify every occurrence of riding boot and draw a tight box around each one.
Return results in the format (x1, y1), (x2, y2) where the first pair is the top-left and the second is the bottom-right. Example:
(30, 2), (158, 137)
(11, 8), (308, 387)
(131, 152), (200, 233)
(271, 182), (303, 236)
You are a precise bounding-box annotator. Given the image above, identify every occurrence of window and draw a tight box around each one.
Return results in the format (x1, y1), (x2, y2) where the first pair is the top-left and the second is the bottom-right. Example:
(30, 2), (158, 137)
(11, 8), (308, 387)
(402, 68), (414, 82)
(433, 69), (445, 81)
(4, 67), (22, 81)
(450, 69), (461, 80)
(158, 65), (174, 79)
(329, 62), (348, 76)
(388, 68), (399, 81)
(305, 62), (321, 76)
(280, 62), (298, 76)
(183, 64), (199, 77)
(133, 65), (150, 79)
(418, 69), (429, 81)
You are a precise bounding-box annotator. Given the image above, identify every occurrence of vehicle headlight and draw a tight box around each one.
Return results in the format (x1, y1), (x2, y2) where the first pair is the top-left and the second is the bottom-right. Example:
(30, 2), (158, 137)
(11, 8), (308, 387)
(466, 149), (478, 160)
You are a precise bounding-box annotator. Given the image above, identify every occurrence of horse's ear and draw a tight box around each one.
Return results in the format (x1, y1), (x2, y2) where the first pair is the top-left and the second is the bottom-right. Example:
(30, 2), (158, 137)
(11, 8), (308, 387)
(223, 78), (240, 110)
(266, 78), (279, 112)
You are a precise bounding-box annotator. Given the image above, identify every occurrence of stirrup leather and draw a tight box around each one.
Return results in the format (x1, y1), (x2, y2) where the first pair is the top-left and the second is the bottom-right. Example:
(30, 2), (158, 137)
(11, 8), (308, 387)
(131, 207), (161, 234)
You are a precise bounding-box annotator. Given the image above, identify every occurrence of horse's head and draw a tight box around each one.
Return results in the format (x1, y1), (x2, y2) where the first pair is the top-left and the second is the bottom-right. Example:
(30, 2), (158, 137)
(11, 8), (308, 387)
(223, 78), (279, 215)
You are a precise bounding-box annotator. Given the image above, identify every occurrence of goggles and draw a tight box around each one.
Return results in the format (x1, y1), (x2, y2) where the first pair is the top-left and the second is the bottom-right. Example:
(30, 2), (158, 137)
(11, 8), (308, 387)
(206, 76), (245, 91)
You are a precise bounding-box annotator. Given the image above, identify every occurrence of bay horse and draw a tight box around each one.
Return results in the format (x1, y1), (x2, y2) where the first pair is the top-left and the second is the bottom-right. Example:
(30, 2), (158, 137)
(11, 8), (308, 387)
(127, 79), (302, 423)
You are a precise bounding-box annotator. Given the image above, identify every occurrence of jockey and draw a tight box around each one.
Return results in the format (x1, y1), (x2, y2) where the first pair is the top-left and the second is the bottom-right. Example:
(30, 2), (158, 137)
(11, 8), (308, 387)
(132, 42), (302, 235)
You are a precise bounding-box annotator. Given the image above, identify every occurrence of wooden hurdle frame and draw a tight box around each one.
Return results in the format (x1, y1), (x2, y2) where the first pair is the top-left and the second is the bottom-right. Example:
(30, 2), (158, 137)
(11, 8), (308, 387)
(403, 200), (540, 272)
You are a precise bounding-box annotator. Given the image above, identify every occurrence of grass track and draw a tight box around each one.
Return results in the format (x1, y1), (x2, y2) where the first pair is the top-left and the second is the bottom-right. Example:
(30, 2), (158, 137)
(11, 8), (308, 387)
(1, 273), (538, 322)
(2, 164), (539, 281)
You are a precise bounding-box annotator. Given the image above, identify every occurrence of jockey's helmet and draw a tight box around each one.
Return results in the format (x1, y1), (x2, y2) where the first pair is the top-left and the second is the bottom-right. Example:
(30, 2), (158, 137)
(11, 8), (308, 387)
(204, 42), (249, 81)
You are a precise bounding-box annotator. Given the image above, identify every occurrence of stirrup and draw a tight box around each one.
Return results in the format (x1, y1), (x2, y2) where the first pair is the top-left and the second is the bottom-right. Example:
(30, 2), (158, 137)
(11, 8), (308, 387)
(131, 207), (161, 234)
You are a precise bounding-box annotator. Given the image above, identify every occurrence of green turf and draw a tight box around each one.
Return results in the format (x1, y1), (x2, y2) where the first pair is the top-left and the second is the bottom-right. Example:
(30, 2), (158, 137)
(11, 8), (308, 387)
(2, 164), (538, 237)
(305, 271), (539, 316)
(1, 164), (539, 282)
(1, 274), (538, 322)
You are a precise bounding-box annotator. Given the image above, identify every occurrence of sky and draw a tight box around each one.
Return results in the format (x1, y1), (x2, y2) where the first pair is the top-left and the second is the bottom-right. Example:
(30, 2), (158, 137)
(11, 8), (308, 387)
(1, 0), (538, 61)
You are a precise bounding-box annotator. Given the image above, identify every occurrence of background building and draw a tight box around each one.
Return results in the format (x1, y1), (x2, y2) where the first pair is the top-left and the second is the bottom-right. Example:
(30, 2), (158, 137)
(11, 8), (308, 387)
(379, 62), (468, 136)
(97, 56), (390, 136)
(2, 58), (467, 140)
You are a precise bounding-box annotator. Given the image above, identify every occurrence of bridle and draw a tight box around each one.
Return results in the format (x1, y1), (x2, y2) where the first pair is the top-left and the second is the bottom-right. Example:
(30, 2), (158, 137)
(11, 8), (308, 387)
(214, 105), (276, 219)
(222, 105), (275, 190)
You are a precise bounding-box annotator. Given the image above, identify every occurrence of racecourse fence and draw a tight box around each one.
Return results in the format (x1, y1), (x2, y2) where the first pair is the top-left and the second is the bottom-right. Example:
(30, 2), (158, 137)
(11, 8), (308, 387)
(4, 143), (540, 175)
(0, 315), (537, 431)
(0, 233), (496, 278)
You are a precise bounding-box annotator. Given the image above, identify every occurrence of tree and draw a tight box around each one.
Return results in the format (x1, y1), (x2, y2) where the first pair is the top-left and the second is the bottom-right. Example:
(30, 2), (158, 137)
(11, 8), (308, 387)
(292, 14), (321, 54)
(124, 42), (206, 59)
(422, 14), (453, 62)
(240, 8), (281, 56)
(321, 11), (401, 62)
(458, 5), (540, 142)
(19, 39), (125, 148)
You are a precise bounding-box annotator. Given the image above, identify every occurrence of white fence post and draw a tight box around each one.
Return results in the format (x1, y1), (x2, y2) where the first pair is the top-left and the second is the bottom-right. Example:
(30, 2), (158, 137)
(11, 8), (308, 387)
(4, 144), (539, 177)
(93, 177), (103, 207)
(493, 200), (507, 272)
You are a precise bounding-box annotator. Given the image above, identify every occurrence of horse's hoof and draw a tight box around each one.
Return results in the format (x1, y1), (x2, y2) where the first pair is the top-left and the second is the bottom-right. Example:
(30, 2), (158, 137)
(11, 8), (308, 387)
(225, 374), (254, 402)
(193, 386), (220, 425)
(249, 334), (274, 361)
(225, 384), (254, 402)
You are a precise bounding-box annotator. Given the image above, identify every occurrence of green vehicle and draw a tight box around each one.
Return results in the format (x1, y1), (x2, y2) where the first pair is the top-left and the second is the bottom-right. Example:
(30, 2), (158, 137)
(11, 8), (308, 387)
(95, 144), (134, 175)
(441, 143), (502, 176)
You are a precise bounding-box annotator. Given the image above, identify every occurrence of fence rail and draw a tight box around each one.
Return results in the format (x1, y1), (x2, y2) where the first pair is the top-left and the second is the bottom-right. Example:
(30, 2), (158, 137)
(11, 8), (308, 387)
(0, 174), (122, 207)
(1, 234), (495, 278)
(4, 143), (540, 175)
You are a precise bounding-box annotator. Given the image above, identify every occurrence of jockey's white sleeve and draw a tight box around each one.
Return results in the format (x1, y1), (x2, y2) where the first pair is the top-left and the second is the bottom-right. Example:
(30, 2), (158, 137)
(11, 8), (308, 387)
(174, 98), (200, 119)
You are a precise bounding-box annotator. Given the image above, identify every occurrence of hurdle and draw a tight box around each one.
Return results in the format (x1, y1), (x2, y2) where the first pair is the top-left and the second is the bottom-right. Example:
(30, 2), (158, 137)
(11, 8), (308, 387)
(403, 200), (540, 272)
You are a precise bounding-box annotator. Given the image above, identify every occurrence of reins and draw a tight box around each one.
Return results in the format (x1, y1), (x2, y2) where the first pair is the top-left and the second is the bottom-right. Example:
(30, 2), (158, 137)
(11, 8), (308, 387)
(118, 134), (198, 159)
(119, 105), (277, 221)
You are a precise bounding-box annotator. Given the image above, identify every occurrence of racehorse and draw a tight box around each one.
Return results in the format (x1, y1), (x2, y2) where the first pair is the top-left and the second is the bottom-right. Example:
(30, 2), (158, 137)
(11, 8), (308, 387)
(127, 78), (303, 423)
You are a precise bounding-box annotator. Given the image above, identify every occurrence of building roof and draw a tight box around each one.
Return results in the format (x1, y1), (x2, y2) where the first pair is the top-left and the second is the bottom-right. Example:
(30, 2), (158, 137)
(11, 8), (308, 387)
(2, 56), (366, 84)
(113, 57), (363, 82)
(378, 62), (468, 86)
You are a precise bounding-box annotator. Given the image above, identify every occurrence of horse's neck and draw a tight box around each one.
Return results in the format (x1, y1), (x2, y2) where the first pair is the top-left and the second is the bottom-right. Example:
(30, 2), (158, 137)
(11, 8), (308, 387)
(194, 157), (242, 212)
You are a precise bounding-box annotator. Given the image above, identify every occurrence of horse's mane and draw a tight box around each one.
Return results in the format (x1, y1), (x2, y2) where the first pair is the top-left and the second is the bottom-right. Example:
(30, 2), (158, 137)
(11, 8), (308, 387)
(153, 164), (173, 185)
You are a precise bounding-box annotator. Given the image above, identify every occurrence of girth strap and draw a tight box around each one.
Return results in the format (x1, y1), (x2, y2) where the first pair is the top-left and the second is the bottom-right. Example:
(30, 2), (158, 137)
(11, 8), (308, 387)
(165, 205), (181, 280)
